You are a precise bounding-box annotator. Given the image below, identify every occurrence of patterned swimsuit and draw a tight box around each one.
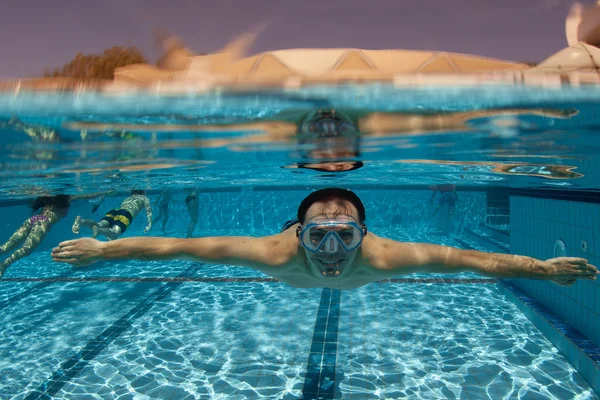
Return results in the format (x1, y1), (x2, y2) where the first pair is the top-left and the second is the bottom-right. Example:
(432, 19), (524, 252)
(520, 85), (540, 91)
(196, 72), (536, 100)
(29, 214), (48, 225)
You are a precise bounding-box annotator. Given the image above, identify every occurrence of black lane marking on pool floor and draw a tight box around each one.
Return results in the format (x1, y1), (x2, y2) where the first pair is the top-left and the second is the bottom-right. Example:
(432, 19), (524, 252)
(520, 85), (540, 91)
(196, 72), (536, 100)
(2, 277), (497, 284)
(302, 288), (341, 400)
(24, 263), (204, 400)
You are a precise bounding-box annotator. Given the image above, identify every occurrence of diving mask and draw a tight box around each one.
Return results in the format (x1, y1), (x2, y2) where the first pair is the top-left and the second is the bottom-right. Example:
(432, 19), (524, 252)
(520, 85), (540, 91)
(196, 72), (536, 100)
(299, 110), (358, 136)
(297, 221), (366, 253)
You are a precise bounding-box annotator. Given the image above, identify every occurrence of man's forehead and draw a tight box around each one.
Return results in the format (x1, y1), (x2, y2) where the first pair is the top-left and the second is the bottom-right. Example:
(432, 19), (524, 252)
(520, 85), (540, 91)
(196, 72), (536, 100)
(305, 201), (359, 221)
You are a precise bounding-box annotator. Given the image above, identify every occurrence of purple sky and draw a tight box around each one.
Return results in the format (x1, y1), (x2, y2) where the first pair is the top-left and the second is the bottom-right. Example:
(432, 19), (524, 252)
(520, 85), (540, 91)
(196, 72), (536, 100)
(0, 0), (591, 78)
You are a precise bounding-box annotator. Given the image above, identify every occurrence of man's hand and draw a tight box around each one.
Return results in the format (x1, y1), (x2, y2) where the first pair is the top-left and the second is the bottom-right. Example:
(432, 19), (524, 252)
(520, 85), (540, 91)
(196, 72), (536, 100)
(543, 257), (598, 286)
(51, 238), (106, 267)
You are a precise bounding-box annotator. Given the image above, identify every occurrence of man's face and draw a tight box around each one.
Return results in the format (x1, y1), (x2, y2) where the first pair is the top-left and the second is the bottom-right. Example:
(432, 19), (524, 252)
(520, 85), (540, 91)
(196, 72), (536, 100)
(301, 161), (358, 172)
(300, 201), (363, 278)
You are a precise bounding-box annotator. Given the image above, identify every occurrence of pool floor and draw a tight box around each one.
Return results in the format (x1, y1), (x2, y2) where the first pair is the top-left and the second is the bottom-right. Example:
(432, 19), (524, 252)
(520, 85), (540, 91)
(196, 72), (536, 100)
(0, 231), (597, 399)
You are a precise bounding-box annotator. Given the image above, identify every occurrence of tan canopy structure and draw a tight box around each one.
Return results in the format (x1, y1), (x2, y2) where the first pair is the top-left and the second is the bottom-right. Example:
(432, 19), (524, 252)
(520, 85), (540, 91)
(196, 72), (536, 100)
(108, 28), (529, 87)
(5, 10), (600, 92)
(530, 42), (600, 72)
(527, 2), (600, 79)
(114, 46), (528, 87)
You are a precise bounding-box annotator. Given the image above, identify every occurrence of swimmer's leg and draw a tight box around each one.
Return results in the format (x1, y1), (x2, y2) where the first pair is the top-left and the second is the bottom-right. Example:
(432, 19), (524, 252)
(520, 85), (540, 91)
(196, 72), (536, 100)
(431, 204), (442, 219)
(72, 216), (81, 234)
(75, 218), (103, 234)
(187, 217), (198, 238)
(94, 225), (122, 241)
(186, 199), (199, 238)
(153, 209), (164, 225)
(0, 224), (45, 277)
(0, 220), (32, 254)
(162, 207), (170, 233)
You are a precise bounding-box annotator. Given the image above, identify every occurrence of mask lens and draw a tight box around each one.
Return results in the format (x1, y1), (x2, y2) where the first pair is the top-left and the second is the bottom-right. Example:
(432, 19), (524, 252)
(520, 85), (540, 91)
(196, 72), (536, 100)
(301, 222), (363, 252)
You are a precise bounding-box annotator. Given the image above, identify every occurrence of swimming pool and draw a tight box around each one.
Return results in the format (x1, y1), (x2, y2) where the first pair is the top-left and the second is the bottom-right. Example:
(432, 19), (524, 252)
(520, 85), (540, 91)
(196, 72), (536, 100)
(0, 85), (599, 399)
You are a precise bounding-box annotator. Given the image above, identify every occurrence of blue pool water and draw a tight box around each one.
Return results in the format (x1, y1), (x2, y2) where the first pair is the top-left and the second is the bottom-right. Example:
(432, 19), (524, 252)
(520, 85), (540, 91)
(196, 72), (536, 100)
(0, 85), (599, 399)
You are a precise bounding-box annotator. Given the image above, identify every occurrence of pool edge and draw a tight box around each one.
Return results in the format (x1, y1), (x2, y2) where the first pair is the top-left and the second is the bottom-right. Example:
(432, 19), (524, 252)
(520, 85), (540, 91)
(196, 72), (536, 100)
(498, 281), (600, 396)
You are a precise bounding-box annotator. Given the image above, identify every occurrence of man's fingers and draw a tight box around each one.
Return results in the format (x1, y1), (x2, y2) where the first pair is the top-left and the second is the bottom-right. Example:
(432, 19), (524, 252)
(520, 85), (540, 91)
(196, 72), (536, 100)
(52, 244), (74, 253)
(52, 251), (78, 260)
(564, 257), (588, 264)
(58, 240), (77, 248)
(575, 264), (597, 274)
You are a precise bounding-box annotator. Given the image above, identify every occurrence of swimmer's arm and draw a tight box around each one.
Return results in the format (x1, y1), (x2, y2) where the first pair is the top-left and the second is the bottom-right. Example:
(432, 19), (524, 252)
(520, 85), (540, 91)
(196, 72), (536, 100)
(357, 108), (578, 135)
(376, 240), (598, 281)
(54, 236), (284, 271)
(143, 197), (153, 232)
(64, 121), (298, 139)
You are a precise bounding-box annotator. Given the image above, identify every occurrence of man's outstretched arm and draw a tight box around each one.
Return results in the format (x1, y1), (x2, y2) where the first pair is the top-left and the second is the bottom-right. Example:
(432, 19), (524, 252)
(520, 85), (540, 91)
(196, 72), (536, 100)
(51, 236), (287, 272)
(373, 239), (598, 285)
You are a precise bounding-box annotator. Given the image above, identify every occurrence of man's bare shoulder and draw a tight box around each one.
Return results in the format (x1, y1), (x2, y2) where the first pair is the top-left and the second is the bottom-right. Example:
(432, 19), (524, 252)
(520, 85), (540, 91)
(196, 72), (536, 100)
(359, 233), (395, 269)
(359, 233), (425, 270)
(251, 227), (300, 267)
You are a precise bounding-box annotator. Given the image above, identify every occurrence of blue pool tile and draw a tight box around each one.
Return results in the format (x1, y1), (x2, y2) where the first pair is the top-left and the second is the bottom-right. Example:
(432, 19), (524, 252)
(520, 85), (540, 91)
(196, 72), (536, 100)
(324, 332), (337, 343)
(302, 288), (341, 400)
(323, 342), (337, 354)
(312, 332), (325, 343)
(310, 342), (324, 354)
(499, 281), (600, 397)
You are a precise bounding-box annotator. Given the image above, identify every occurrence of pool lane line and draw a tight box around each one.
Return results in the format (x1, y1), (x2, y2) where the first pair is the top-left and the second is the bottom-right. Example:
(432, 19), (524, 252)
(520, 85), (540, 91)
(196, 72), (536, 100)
(302, 288), (341, 400)
(23, 263), (205, 400)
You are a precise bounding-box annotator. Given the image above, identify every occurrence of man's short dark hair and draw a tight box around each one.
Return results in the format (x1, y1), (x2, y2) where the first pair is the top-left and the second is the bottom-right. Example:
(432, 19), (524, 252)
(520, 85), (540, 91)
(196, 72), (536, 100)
(296, 161), (364, 173)
(297, 188), (366, 224)
(30, 194), (71, 211)
(131, 190), (145, 195)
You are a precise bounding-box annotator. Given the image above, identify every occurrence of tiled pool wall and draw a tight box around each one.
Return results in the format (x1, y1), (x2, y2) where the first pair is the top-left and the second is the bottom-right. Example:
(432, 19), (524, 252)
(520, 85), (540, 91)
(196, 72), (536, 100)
(0, 189), (487, 251)
(507, 195), (599, 345)
(504, 194), (600, 394)
(192, 188), (486, 232)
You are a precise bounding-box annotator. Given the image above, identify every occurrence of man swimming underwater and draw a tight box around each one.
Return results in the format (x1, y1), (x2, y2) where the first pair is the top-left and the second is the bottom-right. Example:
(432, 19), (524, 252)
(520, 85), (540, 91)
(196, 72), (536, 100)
(52, 188), (597, 290)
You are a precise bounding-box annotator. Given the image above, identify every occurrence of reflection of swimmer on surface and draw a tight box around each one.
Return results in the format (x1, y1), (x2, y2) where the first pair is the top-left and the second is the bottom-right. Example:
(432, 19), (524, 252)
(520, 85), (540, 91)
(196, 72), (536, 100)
(64, 107), (578, 143)
(3, 117), (143, 144)
(153, 190), (172, 233)
(429, 184), (458, 219)
(72, 190), (152, 240)
(2, 116), (61, 143)
(286, 161), (364, 173)
(185, 189), (199, 238)
(80, 129), (143, 141)
(0, 192), (105, 277)
(400, 160), (583, 180)
(53, 188), (598, 288)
